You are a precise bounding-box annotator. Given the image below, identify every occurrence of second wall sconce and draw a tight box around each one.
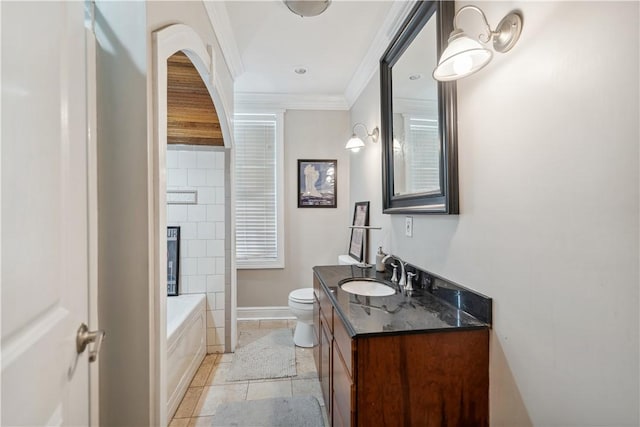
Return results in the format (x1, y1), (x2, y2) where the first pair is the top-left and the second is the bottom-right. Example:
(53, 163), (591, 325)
(345, 123), (379, 152)
(433, 5), (523, 81)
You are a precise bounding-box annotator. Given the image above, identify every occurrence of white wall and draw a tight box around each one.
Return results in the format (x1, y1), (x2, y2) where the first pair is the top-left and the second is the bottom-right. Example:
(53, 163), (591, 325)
(167, 147), (226, 354)
(349, 1), (639, 425)
(238, 110), (351, 307)
(349, 76), (392, 261)
(95, 2), (151, 426)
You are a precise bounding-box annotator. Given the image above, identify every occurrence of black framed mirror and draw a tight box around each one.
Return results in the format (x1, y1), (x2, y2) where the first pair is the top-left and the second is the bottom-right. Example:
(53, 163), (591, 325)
(381, 1), (458, 214)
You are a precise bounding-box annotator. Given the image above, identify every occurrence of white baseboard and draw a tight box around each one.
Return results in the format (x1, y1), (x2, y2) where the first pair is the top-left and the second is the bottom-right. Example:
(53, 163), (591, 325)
(237, 306), (295, 321)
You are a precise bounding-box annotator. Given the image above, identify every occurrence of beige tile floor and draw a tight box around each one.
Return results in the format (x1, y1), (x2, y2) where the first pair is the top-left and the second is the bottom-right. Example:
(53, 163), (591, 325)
(169, 320), (329, 427)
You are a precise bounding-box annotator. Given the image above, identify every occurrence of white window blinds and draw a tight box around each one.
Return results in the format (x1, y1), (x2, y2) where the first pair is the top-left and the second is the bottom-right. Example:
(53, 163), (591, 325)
(406, 117), (441, 194)
(234, 113), (284, 268)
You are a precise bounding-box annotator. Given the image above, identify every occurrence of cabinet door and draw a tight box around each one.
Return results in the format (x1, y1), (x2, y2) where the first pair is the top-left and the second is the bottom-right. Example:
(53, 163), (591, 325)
(319, 314), (332, 417)
(356, 331), (489, 426)
(332, 343), (353, 427)
(332, 394), (347, 427)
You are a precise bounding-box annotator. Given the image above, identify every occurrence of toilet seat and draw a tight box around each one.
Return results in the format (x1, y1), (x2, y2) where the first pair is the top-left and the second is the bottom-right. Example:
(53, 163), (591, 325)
(289, 288), (314, 304)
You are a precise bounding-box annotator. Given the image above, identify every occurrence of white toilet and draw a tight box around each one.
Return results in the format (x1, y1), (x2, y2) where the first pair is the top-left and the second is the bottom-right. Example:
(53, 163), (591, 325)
(288, 288), (315, 348)
(288, 255), (359, 348)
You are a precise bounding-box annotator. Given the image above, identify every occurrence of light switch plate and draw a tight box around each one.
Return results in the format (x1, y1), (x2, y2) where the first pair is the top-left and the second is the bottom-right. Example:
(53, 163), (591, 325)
(405, 216), (413, 237)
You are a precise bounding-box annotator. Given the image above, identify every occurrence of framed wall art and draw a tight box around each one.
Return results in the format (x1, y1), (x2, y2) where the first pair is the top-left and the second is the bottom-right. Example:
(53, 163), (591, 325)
(297, 159), (337, 208)
(348, 201), (370, 262)
(167, 226), (180, 296)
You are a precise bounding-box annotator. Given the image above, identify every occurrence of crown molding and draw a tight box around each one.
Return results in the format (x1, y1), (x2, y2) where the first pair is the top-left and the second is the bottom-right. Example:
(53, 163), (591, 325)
(235, 92), (350, 112)
(203, 1), (244, 79)
(344, 0), (417, 108)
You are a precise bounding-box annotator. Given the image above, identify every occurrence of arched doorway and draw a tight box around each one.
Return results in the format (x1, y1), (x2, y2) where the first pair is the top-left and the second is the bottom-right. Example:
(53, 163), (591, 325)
(151, 23), (235, 426)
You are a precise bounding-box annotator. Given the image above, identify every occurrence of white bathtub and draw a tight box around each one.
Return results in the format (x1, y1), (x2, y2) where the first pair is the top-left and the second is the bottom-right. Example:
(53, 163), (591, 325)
(166, 294), (206, 420)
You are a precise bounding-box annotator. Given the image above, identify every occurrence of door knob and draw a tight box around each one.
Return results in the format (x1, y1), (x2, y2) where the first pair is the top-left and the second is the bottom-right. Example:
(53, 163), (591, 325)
(76, 323), (105, 362)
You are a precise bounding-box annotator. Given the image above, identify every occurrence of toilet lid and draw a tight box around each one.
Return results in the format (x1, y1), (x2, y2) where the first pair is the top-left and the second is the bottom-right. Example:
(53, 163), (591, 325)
(289, 288), (314, 303)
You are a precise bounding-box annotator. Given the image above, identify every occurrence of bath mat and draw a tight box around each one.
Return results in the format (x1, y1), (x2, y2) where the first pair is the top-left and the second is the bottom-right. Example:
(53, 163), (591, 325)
(211, 396), (323, 427)
(226, 329), (296, 381)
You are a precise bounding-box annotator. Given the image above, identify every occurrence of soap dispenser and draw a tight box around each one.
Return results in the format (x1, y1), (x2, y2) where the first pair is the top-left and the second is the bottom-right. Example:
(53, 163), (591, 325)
(375, 247), (386, 272)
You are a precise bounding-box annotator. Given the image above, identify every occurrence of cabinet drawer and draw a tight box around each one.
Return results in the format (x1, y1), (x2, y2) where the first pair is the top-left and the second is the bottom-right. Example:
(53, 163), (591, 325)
(320, 304), (332, 334)
(319, 287), (333, 333)
(333, 312), (352, 376)
(313, 295), (320, 340)
(313, 273), (321, 300)
(333, 343), (354, 427)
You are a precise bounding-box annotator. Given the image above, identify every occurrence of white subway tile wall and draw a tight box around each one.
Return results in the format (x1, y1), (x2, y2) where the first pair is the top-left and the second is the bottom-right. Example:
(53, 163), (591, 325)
(167, 148), (226, 354)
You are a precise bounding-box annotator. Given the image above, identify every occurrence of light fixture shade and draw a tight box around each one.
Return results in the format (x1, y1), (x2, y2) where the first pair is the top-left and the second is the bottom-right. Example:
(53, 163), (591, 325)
(433, 30), (493, 81)
(345, 134), (365, 151)
(284, 0), (331, 17)
(393, 138), (402, 153)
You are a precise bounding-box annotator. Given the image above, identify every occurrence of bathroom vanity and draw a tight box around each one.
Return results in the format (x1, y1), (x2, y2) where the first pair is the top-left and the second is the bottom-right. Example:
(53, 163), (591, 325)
(312, 265), (491, 427)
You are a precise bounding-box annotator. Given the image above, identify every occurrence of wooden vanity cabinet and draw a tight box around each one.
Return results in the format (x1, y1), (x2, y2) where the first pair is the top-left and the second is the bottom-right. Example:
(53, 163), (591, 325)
(313, 273), (490, 427)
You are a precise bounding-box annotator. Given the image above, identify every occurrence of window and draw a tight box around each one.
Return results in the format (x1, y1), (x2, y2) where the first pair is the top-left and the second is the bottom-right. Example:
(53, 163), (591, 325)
(234, 113), (284, 268)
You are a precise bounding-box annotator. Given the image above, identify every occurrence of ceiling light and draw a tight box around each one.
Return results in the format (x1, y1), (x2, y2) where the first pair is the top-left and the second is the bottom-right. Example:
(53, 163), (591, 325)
(294, 67), (307, 75)
(345, 123), (379, 152)
(433, 5), (523, 81)
(283, 0), (331, 18)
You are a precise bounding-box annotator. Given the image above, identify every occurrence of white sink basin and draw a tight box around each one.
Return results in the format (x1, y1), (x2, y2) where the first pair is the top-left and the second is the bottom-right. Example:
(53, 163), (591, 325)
(341, 280), (395, 297)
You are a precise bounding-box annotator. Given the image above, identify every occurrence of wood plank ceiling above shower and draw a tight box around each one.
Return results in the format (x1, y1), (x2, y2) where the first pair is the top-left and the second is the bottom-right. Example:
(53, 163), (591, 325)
(167, 52), (223, 146)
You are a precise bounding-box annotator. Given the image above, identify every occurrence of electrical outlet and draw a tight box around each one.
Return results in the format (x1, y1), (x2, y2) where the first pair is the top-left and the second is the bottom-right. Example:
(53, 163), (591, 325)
(405, 216), (413, 237)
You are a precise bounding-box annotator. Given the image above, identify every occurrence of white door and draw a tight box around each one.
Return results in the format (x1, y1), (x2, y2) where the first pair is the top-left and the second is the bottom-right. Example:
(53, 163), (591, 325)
(1, 2), (97, 425)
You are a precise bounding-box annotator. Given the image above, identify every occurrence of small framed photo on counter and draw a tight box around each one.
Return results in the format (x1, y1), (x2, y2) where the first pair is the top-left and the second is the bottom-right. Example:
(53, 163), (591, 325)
(167, 226), (180, 296)
(348, 201), (370, 262)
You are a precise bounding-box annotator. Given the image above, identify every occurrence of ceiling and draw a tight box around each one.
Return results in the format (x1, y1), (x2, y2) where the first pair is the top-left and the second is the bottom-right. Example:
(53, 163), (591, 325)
(392, 10), (438, 102)
(206, 1), (416, 109)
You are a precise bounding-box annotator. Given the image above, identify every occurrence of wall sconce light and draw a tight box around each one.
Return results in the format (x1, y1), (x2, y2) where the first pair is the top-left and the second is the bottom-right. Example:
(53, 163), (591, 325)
(432, 5), (523, 81)
(393, 138), (403, 153)
(345, 123), (379, 152)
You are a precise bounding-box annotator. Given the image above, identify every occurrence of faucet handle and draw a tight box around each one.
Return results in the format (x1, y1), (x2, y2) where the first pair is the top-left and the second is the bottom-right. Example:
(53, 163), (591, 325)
(390, 263), (398, 283)
(406, 272), (416, 291)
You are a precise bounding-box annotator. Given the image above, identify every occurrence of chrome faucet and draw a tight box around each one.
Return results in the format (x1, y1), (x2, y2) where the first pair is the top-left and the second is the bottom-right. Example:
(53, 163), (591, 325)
(382, 254), (407, 290)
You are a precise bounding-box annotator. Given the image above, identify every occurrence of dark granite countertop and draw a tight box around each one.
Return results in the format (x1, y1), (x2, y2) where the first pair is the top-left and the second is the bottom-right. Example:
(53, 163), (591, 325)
(313, 265), (491, 338)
